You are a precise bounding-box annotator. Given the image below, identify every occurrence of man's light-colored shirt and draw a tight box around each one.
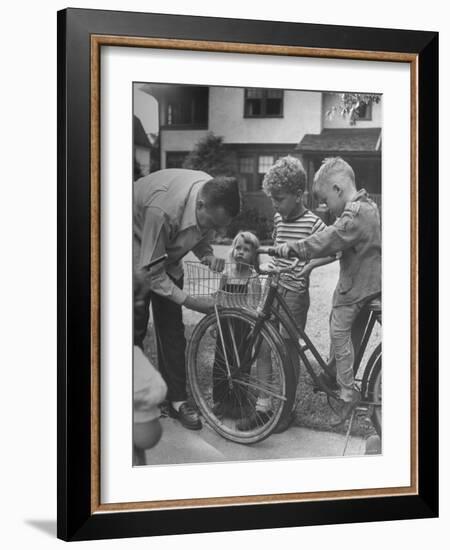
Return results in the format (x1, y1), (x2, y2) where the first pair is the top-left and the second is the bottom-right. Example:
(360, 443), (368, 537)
(133, 169), (215, 304)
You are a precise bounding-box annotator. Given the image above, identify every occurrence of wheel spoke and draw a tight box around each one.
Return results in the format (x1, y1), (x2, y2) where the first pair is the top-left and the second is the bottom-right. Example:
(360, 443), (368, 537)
(232, 376), (286, 402)
(227, 317), (241, 369)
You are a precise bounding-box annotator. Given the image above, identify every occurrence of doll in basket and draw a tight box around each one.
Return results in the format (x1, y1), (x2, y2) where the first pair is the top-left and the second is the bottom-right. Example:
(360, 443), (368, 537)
(212, 231), (262, 418)
(219, 231), (261, 306)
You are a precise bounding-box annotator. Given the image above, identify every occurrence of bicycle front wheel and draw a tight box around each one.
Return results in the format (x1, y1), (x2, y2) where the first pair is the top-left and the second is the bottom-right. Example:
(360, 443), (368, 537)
(187, 308), (296, 444)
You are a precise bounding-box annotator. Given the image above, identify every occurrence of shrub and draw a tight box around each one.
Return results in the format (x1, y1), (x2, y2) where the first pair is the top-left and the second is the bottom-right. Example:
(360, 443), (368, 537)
(182, 132), (235, 176)
(226, 205), (273, 242)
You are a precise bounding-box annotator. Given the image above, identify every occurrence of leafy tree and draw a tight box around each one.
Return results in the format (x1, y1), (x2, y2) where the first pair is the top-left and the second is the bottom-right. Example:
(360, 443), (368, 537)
(326, 93), (381, 125)
(182, 132), (234, 176)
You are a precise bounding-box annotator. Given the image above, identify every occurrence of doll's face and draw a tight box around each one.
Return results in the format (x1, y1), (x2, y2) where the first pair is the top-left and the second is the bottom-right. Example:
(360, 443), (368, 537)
(232, 237), (255, 265)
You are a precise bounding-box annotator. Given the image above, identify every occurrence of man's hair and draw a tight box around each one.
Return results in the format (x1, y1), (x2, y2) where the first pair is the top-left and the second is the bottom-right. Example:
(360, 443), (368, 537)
(262, 156), (307, 196)
(202, 176), (240, 217)
(313, 157), (356, 193)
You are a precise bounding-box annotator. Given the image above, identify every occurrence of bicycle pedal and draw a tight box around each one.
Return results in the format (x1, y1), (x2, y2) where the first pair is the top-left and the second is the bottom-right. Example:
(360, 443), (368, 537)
(311, 383), (329, 395)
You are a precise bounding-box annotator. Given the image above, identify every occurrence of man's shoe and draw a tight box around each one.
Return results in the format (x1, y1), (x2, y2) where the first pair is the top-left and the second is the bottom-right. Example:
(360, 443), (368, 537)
(331, 390), (361, 427)
(236, 410), (273, 431)
(168, 402), (202, 430)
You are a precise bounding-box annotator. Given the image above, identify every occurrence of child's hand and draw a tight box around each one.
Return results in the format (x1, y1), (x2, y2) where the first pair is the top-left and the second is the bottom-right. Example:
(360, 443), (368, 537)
(297, 265), (311, 278)
(201, 255), (225, 272)
(274, 243), (293, 259)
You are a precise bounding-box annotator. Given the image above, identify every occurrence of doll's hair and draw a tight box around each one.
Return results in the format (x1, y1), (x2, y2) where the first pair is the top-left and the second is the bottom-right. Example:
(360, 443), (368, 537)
(228, 231), (261, 269)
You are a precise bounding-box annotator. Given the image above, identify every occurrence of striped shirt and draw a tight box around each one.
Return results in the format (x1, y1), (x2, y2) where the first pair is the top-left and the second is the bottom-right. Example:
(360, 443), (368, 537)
(273, 210), (326, 292)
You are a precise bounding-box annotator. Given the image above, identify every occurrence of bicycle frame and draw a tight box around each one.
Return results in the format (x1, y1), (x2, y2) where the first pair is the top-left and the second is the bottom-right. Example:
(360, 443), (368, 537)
(211, 260), (380, 404)
(250, 271), (381, 400)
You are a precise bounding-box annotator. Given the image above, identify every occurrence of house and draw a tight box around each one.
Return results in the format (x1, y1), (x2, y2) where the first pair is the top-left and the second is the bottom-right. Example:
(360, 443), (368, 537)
(138, 84), (381, 217)
(133, 115), (152, 177)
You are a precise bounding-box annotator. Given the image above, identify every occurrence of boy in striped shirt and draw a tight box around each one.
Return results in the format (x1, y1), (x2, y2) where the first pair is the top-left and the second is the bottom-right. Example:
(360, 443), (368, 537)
(238, 156), (335, 432)
(265, 156), (335, 340)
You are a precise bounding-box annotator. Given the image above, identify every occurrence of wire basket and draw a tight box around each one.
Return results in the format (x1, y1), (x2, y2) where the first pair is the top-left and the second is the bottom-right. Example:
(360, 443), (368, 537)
(184, 262), (267, 310)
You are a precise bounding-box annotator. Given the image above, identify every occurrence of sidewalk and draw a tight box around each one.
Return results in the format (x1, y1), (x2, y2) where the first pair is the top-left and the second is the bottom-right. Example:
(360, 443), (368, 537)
(144, 416), (366, 466)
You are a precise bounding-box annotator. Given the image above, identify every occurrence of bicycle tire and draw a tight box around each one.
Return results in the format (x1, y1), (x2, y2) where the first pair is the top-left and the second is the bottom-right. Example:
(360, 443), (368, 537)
(365, 344), (382, 436)
(187, 308), (296, 444)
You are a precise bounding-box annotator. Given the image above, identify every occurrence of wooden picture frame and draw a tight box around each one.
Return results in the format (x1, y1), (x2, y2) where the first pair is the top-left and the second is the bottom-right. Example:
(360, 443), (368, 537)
(57, 8), (438, 541)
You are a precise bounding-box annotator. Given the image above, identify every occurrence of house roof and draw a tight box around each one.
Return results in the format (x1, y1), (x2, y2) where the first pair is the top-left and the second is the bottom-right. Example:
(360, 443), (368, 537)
(133, 115), (151, 148)
(297, 128), (382, 153)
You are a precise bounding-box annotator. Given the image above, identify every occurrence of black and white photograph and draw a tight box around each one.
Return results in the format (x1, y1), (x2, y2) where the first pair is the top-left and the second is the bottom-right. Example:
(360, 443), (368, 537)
(0, 0), (444, 545)
(132, 83), (382, 466)
(50, 4), (438, 543)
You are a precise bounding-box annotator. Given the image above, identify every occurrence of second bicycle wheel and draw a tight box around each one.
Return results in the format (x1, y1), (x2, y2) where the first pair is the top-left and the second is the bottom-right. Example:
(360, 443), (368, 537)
(187, 308), (296, 444)
(362, 343), (382, 436)
(369, 352), (382, 436)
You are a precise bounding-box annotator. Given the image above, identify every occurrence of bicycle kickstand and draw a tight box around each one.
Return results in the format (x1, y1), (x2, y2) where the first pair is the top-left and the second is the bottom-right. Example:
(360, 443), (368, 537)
(342, 410), (356, 456)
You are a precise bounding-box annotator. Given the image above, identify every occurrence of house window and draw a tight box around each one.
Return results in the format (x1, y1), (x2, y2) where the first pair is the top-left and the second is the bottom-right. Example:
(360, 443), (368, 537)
(165, 87), (209, 128)
(238, 154), (278, 191)
(244, 88), (283, 118)
(166, 151), (189, 169)
(258, 156), (274, 173)
(238, 156), (255, 192)
(257, 155), (275, 188)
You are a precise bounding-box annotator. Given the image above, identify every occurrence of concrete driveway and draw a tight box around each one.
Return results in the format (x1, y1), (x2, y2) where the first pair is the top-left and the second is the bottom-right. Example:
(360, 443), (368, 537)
(143, 416), (366, 466)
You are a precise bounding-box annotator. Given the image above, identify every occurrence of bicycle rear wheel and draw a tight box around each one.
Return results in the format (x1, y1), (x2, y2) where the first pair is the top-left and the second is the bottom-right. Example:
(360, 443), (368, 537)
(187, 308), (296, 444)
(366, 345), (382, 435)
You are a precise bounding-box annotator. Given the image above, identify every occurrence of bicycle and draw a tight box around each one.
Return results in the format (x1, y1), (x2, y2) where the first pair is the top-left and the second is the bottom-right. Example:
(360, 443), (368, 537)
(186, 248), (381, 445)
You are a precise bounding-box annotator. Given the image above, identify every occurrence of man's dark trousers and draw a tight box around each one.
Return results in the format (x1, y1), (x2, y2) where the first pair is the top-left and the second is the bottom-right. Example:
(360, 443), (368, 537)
(134, 276), (187, 403)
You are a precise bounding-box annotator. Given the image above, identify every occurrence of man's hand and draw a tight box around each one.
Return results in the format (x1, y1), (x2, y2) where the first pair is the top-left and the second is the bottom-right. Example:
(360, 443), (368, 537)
(201, 255), (225, 272)
(183, 295), (215, 314)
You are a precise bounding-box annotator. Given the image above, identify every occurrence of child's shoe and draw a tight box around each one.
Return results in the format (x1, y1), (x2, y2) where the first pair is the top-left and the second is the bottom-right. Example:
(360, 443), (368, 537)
(331, 389), (361, 427)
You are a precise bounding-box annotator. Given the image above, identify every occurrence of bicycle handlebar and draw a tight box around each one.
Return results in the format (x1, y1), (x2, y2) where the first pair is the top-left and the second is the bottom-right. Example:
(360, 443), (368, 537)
(256, 247), (300, 274)
(256, 246), (278, 257)
(256, 246), (298, 259)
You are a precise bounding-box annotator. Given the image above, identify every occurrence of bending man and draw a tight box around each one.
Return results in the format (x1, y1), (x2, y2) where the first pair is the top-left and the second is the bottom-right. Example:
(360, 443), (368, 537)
(133, 168), (240, 430)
